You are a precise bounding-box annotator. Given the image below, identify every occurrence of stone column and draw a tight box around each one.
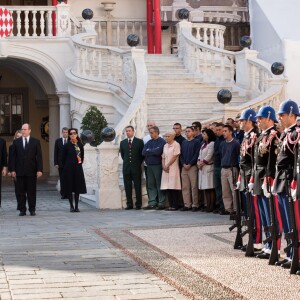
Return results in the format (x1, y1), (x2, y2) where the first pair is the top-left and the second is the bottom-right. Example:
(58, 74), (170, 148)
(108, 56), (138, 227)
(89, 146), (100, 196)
(58, 93), (71, 129)
(56, 2), (71, 37)
(96, 142), (122, 209)
(48, 95), (60, 176)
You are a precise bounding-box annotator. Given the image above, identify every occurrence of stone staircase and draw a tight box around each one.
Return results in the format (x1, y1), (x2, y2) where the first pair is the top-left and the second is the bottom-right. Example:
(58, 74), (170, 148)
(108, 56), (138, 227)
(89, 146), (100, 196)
(145, 54), (245, 133)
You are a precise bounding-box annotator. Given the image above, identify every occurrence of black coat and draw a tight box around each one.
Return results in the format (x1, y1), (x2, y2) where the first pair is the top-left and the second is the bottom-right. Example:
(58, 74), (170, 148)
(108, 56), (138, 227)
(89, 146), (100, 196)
(9, 137), (43, 176)
(0, 138), (7, 170)
(54, 138), (65, 167)
(61, 141), (87, 195)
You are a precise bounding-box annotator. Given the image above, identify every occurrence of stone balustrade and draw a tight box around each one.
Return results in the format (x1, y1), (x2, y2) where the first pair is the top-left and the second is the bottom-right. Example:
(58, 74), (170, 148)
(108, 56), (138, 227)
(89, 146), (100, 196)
(3, 6), (56, 37)
(191, 23), (225, 48)
(72, 33), (137, 97)
(161, 5), (248, 23)
(178, 21), (235, 85)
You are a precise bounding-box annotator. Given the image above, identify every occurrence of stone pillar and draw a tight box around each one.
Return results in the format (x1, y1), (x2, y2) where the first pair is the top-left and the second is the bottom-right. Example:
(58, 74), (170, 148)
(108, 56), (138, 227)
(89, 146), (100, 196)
(56, 2), (71, 37)
(235, 48), (258, 90)
(96, 142), (122, 209)
(82, 144), (98, 195)
(48, 95), (60, 176)
(58, 93), (71, 129)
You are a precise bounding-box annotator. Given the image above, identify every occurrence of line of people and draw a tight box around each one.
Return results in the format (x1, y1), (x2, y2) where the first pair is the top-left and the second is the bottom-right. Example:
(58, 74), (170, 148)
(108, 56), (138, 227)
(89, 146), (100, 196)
(119, 100), (300, 275)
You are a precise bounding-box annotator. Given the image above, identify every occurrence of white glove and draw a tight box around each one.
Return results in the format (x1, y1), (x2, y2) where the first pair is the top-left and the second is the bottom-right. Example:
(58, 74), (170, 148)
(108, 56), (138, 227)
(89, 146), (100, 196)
(248, 182), (254, 192)
(235, 181), (240, 190)
(262, 183), (271, 198)
(291, 188), (297, 200)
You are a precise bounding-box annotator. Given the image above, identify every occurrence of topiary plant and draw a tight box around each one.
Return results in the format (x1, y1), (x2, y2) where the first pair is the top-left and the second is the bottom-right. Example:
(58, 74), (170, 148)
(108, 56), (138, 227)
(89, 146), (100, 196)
(81, 106), (108, 147)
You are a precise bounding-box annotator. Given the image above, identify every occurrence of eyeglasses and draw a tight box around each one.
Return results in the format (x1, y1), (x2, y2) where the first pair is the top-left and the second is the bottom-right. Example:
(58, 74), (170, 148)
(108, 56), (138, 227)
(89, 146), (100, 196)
(69, 132), (77, 135)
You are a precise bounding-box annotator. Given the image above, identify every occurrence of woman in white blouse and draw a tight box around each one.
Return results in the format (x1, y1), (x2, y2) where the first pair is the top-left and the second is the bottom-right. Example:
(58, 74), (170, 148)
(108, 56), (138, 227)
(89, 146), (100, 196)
(197, 128), (216, 212)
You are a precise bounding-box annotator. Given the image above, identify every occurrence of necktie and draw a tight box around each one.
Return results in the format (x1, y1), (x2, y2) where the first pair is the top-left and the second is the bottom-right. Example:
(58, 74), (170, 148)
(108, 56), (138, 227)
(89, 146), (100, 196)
(128, 139), (132, 148)
(24, 138), (28, 149)
(64, 138), (66, 145)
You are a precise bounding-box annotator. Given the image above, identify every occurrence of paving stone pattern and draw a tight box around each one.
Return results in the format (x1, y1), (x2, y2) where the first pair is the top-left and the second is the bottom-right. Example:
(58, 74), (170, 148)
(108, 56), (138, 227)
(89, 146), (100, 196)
(0, 180), (299, 299)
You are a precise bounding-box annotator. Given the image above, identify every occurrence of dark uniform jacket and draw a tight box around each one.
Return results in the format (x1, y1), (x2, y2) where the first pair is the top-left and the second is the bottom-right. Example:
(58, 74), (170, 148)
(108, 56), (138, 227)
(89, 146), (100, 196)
(273, 124), (300, 194)
(10, 137), (43, 176)
(253, 126), (279, 196)
(54, 137), (66, 167)
(239, 128), (258, 190)
(120, 137), (144, 174)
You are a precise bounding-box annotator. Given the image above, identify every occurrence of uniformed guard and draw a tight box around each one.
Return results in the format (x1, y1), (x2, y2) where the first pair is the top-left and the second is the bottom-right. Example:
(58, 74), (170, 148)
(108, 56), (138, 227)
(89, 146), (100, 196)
(237, 108), (262, 255)
(273, 99), (300, 270)
(295, 121), (300, 275)
(249, 105), (280, 260)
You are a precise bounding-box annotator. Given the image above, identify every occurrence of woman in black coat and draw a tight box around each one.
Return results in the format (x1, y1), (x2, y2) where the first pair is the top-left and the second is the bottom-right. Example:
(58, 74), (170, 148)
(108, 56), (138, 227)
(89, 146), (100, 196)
(61, 128), (87, 212)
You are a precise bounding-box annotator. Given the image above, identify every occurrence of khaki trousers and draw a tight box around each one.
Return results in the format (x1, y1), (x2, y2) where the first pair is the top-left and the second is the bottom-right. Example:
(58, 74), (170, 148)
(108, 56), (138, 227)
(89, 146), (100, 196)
(181, 165), (199, 208)
(221, 167), (238, 213)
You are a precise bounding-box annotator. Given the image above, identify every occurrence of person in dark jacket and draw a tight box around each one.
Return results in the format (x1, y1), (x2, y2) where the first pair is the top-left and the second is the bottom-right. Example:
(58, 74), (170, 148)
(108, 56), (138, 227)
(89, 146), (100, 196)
(8, 130), (22, 210)
(0, 135), (8, 207)
(10, 123), (43, 216)
(61, 128), (87, 212)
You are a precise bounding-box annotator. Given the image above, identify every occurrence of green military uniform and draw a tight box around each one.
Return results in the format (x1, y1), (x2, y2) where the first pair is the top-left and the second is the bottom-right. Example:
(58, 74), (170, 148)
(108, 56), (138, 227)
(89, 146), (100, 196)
(120, 137), (144, 208)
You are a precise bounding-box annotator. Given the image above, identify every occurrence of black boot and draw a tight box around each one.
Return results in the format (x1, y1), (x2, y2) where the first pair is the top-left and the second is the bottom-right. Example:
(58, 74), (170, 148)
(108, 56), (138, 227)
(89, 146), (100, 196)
(74, 194), (80, 212)
(69, 194), (74, 212)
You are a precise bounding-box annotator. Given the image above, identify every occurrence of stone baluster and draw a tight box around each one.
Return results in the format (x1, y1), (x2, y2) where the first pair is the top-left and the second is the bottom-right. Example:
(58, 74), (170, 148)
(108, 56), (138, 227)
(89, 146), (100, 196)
(81, 48), (87, 77)
(195, 27), (200, 40)
(211, 51), (216, 81)
(215, 29), (220, 48)
(47, 11), (53, 36)
(220, 54), (225, 83)
(116, 22), (120, 46)
(203, 27), (208, 44)
(97, 50), (102, 79)
(124, 22), (128, 42)
(32, 10), (37, 37)
(250, 64), (255, 92)
(139, 22), (143, 45)
(40, 10), (45, 37)
(209, 28), (214, 46)
(24, 10), (29, 37)
(16, 10), (21, 37)
(220, 30), (225, 49)
(163, 10), (167, 22)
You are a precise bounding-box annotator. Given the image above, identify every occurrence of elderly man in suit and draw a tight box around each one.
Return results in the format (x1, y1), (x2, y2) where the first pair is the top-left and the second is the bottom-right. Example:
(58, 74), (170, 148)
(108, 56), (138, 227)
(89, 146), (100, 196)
(54, 127), (69, 199)
(0, 137), (7, 207)
(10, 123), (43, 216)
(120, 126), (144, 210)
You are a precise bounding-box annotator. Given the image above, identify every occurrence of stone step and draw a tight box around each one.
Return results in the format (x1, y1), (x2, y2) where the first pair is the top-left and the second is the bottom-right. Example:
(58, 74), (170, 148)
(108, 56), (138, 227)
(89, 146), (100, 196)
(147, 73), (197, 78)
(148, 69), (189, 74)
(146, 95), (244, 102)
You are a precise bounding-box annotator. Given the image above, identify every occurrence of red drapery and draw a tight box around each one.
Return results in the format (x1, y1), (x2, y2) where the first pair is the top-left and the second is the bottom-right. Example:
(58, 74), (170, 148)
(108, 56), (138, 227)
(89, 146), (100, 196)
(146, 0), (154, 53)
(153, 0), (161, 53)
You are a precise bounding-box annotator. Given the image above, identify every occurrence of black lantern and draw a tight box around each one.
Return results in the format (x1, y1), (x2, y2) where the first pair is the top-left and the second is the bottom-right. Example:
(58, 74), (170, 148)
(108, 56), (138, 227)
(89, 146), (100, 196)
(127, 34), (140, 47)
(101, 127), (116, 142)
(271, 62), (284, 75)
(217, 89), (232, 104)
(80, 130), (95, 145)
(178, 8), (189, 20)
(239, 36), (252, 48)
(82, 9), (94, 20)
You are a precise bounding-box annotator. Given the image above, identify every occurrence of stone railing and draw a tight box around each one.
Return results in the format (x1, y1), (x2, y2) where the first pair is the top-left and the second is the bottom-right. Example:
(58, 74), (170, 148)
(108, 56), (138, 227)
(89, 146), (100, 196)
(177, 20), (287, 120)
(191, 23), (225, 49)
(161, 5), (248, 23)
(178, 21), (235, 84)
(3, 3), (71, 37)
(71, 33), (138, 97)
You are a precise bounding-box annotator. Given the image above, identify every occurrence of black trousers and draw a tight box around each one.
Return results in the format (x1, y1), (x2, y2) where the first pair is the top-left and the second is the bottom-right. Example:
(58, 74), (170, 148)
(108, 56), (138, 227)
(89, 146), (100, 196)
(16, 176), (37, 213)
(58, 166), (64, 196)
(167, 189), (180, 209)
(123, 170), (142, 208)
(0, 172), (2, 207)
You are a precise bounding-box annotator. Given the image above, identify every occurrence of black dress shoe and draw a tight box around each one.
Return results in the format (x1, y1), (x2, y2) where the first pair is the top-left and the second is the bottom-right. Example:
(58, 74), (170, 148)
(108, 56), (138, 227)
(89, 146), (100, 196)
(275, 259), (289, 266)
(192, 207), (198, 212)
(240, 245), (247, 252)
(135, 206), (141, 210)
(70, 207), (75, 212)
(30, 211), (36, 216)
(74, 208), (80, 212)
(180, 206), (190, 211)
(143, 205), (156, 210)
(125, 206), (133, 210)
(156, 206), (165, 210)
(256, 252), (270, 259)
(219, 210), (230, 215)
(19, 212), (26, 216)
(281, 260), (291, 269)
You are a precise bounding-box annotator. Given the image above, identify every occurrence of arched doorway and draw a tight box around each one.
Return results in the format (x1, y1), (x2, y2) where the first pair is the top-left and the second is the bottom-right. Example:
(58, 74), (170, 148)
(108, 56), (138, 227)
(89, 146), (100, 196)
(0, 58), (59, 176)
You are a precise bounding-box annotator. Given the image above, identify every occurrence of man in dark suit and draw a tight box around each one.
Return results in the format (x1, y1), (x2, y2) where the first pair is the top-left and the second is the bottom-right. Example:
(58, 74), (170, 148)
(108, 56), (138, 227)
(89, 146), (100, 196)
(120, 125), (144, 210)
(10, 123), (43, 216)
(0, 137), (7, 207)
(54, 127), (68, 198)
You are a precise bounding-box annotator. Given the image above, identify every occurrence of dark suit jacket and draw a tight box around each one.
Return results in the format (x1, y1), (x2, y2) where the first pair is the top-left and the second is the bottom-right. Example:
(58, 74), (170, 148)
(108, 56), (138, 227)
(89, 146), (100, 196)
(120, 137), (144, 174)
(54, 138), (65, 167)
(0, 138), (7, 170)
(10, 136), (43, 176)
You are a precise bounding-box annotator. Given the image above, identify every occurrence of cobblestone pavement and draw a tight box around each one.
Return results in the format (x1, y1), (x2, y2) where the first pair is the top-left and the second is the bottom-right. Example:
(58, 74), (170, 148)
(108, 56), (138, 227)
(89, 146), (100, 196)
(0, 180), (299, 300)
